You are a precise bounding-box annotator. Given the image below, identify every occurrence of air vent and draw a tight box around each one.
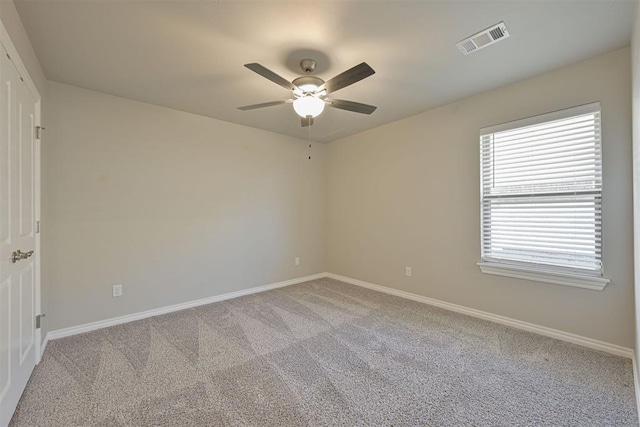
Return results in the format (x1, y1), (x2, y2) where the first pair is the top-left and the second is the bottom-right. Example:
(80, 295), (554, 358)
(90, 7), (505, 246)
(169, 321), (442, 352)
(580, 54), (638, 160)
(456, 22), (510, 55)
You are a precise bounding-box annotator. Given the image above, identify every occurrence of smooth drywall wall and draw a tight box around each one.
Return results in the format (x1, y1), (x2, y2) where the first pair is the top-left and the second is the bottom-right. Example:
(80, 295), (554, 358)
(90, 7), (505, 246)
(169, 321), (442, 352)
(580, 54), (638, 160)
(44, 81), (325, 331)
(326, 48), (633, 347)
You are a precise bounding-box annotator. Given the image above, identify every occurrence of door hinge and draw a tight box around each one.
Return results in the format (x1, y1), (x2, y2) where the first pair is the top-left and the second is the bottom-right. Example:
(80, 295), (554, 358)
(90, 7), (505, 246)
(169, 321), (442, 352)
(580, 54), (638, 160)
(35, 126), (45, 140)
(36, 220), (40, 233)
(36, 314), (46, 329)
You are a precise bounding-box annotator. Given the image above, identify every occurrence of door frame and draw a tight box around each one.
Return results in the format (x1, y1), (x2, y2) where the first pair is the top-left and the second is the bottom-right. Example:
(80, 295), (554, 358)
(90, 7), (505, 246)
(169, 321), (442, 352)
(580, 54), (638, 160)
(0, 18), (43, 363)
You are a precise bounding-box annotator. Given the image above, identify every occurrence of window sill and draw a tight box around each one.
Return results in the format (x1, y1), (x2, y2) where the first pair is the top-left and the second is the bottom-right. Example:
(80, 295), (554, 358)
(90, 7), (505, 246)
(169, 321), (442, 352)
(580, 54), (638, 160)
(477, 262), (610, 291)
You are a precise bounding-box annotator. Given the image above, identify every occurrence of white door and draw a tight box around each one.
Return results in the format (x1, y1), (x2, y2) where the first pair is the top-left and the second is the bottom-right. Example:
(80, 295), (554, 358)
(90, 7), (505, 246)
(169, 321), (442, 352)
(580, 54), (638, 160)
(0, 43), (38, 427)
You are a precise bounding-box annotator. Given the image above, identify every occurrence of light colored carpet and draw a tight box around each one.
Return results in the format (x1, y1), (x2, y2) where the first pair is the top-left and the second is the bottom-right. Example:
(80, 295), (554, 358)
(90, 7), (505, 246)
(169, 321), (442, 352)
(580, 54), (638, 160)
(10, 278), (638, 426)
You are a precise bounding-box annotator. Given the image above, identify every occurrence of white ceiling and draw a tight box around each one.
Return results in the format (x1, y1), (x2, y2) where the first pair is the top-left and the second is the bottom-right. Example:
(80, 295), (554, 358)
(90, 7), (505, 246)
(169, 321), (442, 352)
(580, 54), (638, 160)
(15, 0), (636, 142)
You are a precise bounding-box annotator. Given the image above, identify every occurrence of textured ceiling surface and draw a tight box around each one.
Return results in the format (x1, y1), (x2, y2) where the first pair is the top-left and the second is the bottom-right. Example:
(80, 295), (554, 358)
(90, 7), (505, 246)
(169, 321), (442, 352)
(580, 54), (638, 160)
(15, 0), (636, 142)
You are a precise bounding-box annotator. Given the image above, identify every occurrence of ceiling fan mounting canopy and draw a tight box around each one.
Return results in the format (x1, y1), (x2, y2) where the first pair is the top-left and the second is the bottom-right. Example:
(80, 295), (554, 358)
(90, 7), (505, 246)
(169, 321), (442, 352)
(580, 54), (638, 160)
(238, 58), (377, 126)
(299, 58), (317, 74)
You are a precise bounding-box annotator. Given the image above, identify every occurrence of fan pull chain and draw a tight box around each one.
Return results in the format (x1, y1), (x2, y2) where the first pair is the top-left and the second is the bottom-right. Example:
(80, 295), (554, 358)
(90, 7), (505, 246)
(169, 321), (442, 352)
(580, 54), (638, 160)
(308, 118), (312, 160)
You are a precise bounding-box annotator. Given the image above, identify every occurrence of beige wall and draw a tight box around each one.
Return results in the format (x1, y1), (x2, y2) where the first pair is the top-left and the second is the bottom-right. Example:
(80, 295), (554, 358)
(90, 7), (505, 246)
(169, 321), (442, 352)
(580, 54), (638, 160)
(44, 81), (325, 331)
(326, 48), (634, 347)
(42, 46), (635, 347)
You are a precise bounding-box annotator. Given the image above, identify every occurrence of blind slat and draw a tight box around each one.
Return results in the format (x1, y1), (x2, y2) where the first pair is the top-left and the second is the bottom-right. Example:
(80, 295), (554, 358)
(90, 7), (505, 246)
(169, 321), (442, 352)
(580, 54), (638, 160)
(482, 134), (601, 152)
(488, 124), (599, 147)
(481, 152), (600, 172)
(482, 114), (598, 141)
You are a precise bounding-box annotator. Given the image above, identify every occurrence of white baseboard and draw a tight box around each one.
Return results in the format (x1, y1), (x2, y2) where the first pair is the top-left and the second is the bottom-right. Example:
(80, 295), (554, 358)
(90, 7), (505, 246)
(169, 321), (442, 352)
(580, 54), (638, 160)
(40, 334), (48, 360)
(325, 273), (634, 359)
(48, 273), (326, 340)
(47, 271), (634, 361)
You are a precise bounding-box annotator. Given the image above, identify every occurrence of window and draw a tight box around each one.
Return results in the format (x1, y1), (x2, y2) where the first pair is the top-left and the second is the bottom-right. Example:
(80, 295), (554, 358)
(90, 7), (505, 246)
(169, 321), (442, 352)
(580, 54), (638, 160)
(478, 103), (609, 290)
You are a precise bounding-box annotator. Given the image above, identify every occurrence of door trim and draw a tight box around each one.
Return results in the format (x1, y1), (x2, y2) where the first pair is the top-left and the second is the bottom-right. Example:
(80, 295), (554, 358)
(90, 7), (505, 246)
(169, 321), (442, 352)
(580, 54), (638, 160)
(0, 18), (42, 364)
(33, 100), (41, 363)
(0, 22), (40, 103)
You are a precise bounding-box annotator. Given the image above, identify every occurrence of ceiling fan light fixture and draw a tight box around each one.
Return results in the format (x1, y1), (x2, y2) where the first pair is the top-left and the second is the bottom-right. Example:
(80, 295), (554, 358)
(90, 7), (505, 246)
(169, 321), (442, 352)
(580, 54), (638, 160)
(293, 95), (325, 118)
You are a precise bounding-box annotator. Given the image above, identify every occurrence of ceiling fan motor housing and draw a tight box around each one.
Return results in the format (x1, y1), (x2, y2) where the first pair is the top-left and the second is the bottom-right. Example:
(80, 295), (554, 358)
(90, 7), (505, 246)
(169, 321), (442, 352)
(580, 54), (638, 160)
(292, 76), (325, 96)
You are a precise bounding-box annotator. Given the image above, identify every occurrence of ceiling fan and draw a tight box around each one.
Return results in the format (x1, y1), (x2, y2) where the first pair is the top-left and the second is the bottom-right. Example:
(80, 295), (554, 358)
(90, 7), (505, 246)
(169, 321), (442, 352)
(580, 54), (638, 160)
(238, 59), (377, 127)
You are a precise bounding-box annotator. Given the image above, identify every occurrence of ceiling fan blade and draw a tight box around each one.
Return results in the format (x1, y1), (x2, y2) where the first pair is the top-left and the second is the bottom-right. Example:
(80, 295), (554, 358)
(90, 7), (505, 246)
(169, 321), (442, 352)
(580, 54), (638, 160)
(318, 62), (375, 94)
(244, 63), (297, 91)
(237, 100), (291, 111)
(301, 117), (314, 127)
(326, 99), (377, 115)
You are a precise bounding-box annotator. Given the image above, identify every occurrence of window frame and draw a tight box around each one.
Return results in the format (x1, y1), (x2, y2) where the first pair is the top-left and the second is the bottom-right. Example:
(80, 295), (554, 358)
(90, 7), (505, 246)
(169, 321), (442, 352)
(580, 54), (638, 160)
(477, 102), (609, 291)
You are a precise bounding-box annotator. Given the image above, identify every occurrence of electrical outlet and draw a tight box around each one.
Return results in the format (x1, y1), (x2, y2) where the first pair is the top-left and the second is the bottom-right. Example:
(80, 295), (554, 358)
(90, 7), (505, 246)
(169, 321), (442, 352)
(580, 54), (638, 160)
(112, 284), (123, 298)
(295, 257), (300, 266)
(405, 267), (412, 277)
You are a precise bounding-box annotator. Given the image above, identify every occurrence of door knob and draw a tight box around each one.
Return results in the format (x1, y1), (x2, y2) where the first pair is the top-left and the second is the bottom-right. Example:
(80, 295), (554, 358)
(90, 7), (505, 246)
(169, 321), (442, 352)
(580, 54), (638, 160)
(11, 250), (34, 263)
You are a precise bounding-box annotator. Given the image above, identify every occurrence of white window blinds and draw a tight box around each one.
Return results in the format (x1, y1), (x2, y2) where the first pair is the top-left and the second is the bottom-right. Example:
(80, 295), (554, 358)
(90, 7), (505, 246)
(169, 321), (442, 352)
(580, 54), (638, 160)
(480, 103), (602, 276)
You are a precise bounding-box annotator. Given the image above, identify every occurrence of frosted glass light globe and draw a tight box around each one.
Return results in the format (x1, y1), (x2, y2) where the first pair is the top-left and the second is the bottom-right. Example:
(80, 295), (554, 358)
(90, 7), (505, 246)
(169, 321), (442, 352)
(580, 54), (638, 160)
(293, 95), (325, 118)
